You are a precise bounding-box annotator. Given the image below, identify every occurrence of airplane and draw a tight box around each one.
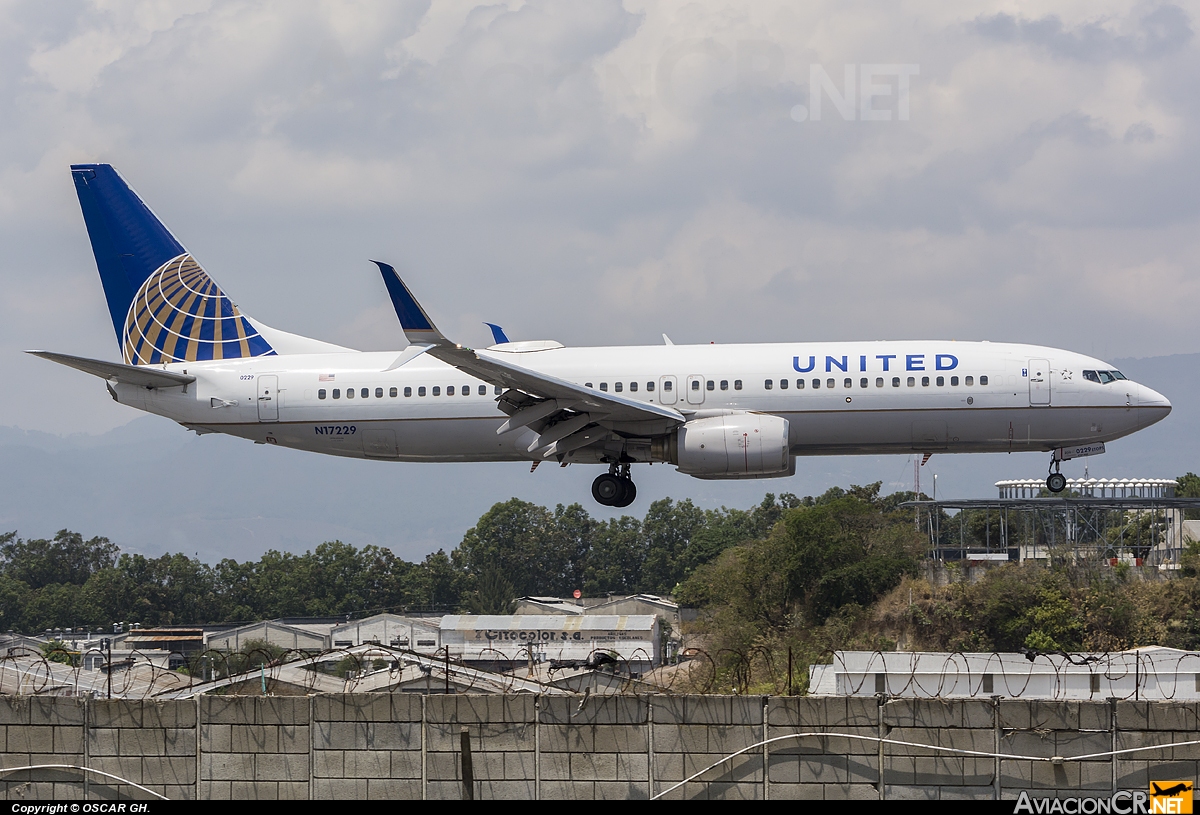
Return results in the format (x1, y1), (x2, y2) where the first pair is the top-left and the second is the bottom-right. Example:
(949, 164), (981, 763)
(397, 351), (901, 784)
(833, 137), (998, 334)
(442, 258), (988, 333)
(30, 164), (1172, 508)
(1151, 782), (1193, 797)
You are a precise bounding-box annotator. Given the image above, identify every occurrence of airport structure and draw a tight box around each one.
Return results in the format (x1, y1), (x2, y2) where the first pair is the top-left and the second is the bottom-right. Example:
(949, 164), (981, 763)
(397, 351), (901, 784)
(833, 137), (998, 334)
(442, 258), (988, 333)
(808, 647), (1200, 700)
(440, 614), (660, 672)
(911, 476), (1200, 566)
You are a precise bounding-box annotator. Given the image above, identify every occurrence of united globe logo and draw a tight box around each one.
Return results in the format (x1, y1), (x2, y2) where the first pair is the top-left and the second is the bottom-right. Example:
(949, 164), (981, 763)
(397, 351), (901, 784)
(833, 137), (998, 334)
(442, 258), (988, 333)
(122, 254), (274, 365)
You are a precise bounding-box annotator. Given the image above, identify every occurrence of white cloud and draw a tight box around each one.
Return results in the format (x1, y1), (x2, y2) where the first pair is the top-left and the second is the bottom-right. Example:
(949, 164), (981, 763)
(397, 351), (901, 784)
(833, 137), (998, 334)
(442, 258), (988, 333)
(0, 0), (1197, 439)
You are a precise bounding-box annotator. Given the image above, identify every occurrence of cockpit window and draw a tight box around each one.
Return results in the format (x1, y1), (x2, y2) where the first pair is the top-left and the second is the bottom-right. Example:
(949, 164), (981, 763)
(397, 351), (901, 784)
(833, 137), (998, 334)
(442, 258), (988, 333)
(1085, 369), (1127, 384)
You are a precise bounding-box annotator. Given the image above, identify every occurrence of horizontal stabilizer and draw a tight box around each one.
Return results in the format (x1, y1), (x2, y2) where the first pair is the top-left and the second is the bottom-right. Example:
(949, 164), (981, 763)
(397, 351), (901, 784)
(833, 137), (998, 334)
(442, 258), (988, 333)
(27, 350), (195, 389)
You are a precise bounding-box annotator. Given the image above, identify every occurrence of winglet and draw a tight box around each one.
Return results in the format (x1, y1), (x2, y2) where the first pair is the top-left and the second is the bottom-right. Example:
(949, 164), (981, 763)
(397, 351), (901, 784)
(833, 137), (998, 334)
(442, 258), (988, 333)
(484, 322), (510, 344)
(372, 261), (450, 346)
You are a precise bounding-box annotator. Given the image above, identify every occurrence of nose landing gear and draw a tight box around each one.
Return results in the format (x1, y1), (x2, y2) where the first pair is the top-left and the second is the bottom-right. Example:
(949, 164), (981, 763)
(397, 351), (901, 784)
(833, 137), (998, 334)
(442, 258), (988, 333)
(1046, 459), (1067, 494)
(592, 463), (636, 508)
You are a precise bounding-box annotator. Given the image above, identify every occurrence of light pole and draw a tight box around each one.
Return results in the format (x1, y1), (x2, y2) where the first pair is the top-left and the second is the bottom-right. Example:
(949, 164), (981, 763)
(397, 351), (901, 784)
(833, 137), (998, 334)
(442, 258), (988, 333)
(100, 638), (112, 698)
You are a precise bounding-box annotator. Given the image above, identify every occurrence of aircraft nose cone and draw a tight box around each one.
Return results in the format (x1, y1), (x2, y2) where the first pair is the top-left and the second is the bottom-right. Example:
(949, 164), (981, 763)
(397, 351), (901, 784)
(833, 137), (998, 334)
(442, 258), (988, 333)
(1137, 384), (1171, 428)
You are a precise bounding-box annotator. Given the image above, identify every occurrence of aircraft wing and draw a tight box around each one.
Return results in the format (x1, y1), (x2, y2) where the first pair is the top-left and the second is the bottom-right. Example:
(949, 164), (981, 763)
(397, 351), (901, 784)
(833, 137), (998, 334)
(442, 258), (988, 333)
(27, 350), (196, 389)
(373, 261), (685, 428)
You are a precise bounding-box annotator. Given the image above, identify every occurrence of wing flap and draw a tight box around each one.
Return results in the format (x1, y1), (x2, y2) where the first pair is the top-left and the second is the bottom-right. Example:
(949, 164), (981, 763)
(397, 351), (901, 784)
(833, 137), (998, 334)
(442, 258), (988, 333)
(28, 350), (196, 389)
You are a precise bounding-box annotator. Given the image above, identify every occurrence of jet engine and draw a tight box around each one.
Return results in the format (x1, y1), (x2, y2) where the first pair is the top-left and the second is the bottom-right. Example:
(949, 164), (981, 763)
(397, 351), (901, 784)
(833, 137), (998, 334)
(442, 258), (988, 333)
(653, 412), (792, 477)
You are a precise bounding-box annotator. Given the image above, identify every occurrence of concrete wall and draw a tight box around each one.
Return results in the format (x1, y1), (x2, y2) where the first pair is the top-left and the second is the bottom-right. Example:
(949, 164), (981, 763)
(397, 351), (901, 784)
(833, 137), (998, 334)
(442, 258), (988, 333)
(0, 695), (1196, 800)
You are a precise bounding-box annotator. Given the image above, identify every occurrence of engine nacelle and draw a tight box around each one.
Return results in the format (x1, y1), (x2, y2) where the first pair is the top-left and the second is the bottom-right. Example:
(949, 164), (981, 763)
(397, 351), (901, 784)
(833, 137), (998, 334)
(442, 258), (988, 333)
(660, 413), (791, 477)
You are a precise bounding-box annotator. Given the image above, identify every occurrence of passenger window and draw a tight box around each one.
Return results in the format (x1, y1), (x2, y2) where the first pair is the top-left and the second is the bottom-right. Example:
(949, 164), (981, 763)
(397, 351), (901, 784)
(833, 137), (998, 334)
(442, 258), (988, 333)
(779, 379), (787, 390)
(892, 377), (900, 387)
(827, 378), (835, 389)
(907, 377), (915, 387)
(447, 386), (455, 396)
(495, 385), (503, 395)
(844, 378), (852, 388)
(360, 388), (368, 398)
(347, 388), (355, 399)
(796, 379), (805, 389)
(720, 380), (729, 390)
(663, 381), (673, 392)
(647, 381), (655, 392)
(693, 380), (701, 391)
(418, 386), (426, 397)
(333, 389), (341, 399)
(922, 376), (930, 387)
(979, 376), (988, 386)
(706, 380), (714, 391)
(860, 378), (868, 388)
(965, 376), (974, 386)
(376, 387), (384, 398)
(479, 385), (487, 395)
(404, 387), (412, 397)
(733, 380), (742, 390)
(630, 381), (638, 392)
(764, 379), (773, 390)
(390, 387), (398, 397)
(876, 377), (884, 388)
(462, 385), (469, 396)
(585, 383), (593, 388)
(600, 383), (608, 392)
(936, 376), (944, 387)
(318, 389), (327, 400)
(432, 386), (441, 396)
(615, 382), (624, 393)
(813, 379), (820, 389)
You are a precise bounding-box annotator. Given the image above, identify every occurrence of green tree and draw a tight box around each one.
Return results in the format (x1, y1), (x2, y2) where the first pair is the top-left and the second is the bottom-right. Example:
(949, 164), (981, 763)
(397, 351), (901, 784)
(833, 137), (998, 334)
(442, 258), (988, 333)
(0, 530), (118, 589)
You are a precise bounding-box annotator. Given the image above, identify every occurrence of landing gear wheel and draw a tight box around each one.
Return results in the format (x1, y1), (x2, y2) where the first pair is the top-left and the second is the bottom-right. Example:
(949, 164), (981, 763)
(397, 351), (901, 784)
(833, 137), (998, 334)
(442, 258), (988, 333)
(1047, 472), (1067, 493)
(613, 479), (636, 508)
(592, 473), (625, 506)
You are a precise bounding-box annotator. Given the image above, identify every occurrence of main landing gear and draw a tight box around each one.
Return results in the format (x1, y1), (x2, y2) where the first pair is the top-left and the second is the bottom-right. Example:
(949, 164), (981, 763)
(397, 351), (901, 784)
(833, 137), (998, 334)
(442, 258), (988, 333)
(1046, 458), (1067, 494)
(592, 463), (636, 508)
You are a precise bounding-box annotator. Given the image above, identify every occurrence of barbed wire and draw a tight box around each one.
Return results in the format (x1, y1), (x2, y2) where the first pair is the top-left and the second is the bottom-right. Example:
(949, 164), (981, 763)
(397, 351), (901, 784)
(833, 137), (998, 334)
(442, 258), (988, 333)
(5, 640), (1200, 701)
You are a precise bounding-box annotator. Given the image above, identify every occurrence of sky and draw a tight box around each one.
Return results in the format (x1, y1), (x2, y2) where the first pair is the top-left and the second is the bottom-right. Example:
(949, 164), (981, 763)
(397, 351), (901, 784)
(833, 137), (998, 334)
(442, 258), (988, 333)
(0, 1), (1197, 560)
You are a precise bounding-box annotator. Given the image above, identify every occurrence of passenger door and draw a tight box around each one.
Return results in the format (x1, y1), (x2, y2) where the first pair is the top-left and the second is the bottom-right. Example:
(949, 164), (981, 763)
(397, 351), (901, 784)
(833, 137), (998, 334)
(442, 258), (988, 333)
(1028, 359), (1050, 406)
(257, 375), (279, 422)
(686, 374), (705, 405)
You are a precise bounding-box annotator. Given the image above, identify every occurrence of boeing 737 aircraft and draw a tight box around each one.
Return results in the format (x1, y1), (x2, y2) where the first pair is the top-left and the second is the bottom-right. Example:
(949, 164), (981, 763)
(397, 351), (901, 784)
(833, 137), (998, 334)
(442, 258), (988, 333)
(31, 164), (1172, 507)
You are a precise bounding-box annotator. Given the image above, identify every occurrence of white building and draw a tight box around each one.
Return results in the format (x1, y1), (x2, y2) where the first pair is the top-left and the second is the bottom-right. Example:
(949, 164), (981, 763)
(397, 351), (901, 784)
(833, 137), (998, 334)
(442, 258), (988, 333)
(809, 647), (1200, 700)
(440, 614), (660, 669)
(206, 620), (331, 652)
(330, 614), (442, 653)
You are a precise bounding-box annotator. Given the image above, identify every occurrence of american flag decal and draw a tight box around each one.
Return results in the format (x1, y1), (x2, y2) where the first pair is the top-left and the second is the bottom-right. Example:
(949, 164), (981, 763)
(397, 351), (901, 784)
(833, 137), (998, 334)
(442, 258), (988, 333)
(319, 374), (335, 381)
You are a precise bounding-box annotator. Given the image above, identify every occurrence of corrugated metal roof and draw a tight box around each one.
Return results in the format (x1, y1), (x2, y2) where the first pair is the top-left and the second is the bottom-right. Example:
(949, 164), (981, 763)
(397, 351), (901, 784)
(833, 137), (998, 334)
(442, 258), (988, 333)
(440, 615), (657, 631)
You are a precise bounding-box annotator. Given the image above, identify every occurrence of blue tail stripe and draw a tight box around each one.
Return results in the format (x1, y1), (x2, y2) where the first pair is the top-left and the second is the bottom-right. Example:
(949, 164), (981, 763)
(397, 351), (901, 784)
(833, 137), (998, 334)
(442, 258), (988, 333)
(71, 165), (185, 342)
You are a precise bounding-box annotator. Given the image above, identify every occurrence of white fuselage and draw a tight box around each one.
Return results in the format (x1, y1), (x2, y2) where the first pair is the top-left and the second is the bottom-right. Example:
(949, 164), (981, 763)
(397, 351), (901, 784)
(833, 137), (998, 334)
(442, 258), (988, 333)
(112, 340), (1171, 468)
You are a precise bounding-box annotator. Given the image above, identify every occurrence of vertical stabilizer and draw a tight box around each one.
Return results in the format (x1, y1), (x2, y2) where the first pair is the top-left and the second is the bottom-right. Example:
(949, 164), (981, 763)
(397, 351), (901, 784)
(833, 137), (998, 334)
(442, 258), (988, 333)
(70, 164), (277, 364)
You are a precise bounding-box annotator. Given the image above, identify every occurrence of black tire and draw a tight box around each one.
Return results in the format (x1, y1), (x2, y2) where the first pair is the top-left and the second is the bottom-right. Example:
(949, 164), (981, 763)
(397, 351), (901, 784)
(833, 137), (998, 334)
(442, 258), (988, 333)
(592, 473), (624, 506)
(1047, 473), (1067, 493)
(612, 478), (636, 508)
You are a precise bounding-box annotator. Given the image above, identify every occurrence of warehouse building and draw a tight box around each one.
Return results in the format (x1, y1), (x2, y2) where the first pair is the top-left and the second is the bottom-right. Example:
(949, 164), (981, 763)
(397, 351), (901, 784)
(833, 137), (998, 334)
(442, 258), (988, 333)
(440, 614), (660, 672)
